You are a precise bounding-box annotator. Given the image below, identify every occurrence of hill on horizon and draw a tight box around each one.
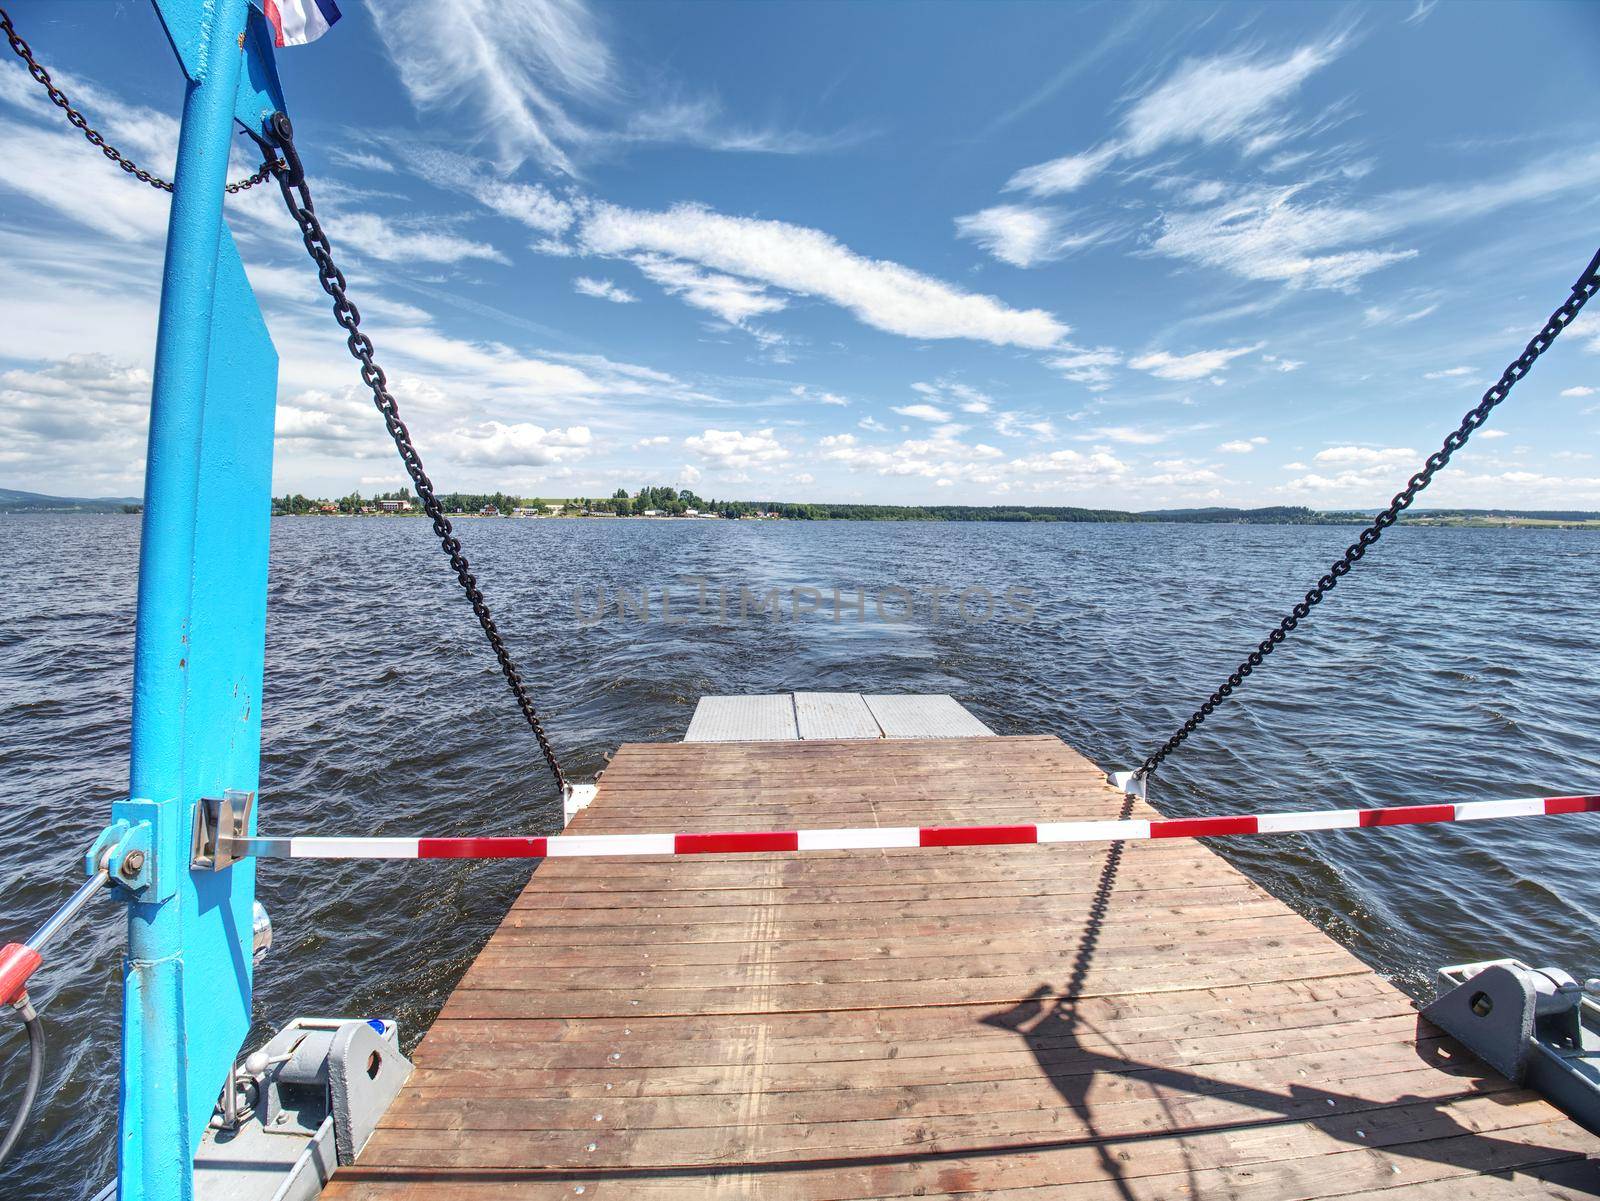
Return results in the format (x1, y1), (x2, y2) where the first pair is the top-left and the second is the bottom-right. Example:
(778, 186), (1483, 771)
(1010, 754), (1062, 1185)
(0, 487), (141, 513)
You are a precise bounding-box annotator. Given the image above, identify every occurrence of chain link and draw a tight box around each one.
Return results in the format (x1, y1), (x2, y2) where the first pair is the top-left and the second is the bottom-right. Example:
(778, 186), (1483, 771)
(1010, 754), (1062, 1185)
(0, 5), (275, 194)
(263, 115), (569, 791)
(1138, 246), (1600, 779)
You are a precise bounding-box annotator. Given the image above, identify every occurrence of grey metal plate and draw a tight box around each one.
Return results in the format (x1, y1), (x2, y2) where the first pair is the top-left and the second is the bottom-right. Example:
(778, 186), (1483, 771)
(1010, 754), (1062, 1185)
(863, 694), (995, 739)
(794, 692), (882, 740)
(684, 694), (799, 742)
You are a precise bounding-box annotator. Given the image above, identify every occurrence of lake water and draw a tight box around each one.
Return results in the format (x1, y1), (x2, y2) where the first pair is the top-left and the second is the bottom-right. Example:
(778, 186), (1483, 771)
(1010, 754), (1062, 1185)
(2, 512), (1598, 1196)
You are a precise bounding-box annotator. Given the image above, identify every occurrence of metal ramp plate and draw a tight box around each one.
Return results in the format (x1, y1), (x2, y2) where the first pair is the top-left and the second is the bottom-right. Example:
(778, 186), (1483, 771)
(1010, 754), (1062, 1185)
(684, 693), (993, 742)
(864, 693), (995, 738)
(683, 694), (798, 742)
(794, 691), (881, 740)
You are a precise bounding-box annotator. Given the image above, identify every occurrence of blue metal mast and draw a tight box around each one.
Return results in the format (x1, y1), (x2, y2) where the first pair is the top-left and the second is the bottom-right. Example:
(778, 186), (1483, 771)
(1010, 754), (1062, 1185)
(108, 3), (287, 1197)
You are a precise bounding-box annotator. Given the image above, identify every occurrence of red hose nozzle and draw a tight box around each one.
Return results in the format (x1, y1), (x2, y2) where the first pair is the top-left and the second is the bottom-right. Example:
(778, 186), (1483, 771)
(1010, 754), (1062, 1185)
(0, 943), (41, 1008)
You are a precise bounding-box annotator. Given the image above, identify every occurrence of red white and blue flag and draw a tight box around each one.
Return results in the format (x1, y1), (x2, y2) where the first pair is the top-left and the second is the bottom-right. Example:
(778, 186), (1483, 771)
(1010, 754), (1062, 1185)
(262, 0), (341, 47)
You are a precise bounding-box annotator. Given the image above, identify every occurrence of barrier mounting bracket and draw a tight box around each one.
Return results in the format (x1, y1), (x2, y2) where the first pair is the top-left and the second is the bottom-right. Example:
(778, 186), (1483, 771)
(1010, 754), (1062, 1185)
(192, 790), (256, 871)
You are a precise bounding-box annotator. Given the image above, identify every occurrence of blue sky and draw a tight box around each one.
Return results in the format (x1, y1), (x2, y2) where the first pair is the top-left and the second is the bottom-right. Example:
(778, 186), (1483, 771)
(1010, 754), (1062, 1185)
(2, 0), (1599, 508)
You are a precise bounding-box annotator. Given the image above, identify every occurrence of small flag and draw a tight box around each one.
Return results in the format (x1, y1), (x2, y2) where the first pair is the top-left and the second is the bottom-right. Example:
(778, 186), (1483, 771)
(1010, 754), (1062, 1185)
(261, 0), (341, 47)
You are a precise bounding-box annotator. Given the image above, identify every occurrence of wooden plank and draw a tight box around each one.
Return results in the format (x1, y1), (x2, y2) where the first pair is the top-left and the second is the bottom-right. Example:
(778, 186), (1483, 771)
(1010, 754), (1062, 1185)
(324, 734), (1594, 1200)
(793, 692), (882, 740)
(863, 693), (995, 738)
(683, 694), (797, 742)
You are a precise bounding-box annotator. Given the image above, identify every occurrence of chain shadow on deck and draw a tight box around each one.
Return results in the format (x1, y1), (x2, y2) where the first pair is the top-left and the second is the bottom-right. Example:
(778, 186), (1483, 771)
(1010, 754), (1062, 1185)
(335, 800), (1599, 1197)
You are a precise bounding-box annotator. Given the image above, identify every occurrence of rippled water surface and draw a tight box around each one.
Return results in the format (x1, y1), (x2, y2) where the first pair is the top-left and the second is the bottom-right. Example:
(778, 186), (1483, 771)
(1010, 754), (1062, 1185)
(2, 512), (1598, 1196)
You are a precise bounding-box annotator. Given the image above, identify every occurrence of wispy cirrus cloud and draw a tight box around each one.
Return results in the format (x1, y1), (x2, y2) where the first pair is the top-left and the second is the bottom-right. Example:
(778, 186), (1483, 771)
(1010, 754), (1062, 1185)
(573, 276), (636, 303)
(953, 204), (1114, 268)
(1006, 37), (1348, 196)
(1128, 344), (1261, 382)
(365, 0), (855, 174)
(1151, 151), (1600, 290)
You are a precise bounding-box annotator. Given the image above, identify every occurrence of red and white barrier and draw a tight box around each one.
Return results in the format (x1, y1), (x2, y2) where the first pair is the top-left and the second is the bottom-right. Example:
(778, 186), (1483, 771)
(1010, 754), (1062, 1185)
(233, 794), (1600, 861)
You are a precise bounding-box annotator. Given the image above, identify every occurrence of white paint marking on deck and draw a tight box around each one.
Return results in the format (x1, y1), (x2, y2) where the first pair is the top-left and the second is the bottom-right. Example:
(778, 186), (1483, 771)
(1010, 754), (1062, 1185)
(793, 692), (883, 740)
(684, 694), (799, 742)
(863, 694), (995, 739)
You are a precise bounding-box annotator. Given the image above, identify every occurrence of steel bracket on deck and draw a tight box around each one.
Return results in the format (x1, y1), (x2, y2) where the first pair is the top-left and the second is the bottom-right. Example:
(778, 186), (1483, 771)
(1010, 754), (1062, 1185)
(1425, 958), (1600, 1134)
(1107, 770), (1148, 801)
(563, 781), (598, 826)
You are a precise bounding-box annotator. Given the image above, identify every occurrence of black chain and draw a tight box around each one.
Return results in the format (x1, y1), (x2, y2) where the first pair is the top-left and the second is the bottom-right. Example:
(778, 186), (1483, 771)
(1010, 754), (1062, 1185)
(261, 113), (569, 791)
(1139, 245), (1600, 780)
(0, 5), (275, 194)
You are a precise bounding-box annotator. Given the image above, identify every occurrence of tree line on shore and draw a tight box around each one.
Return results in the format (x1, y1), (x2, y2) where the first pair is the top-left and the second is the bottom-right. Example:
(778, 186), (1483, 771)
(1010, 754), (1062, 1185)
(271, 486), (1375, 524)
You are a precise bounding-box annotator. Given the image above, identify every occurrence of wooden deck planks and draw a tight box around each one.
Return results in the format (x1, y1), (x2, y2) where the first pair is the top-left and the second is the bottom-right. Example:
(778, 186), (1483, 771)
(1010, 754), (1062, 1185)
(323, 735), (1597, 1199)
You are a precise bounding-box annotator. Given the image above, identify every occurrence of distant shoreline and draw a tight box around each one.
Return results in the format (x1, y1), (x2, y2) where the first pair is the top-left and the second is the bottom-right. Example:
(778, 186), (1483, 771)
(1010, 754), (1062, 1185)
(6, 488), (1599, 528)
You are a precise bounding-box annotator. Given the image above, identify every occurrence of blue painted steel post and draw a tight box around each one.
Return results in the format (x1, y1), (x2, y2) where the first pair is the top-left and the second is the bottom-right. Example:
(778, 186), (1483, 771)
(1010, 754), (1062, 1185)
(122, 0), (281, 1197)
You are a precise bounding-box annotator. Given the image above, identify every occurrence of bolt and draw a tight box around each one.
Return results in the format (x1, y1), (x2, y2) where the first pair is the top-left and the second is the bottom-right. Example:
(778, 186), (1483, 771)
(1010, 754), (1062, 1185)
(120, 851), (146, 880)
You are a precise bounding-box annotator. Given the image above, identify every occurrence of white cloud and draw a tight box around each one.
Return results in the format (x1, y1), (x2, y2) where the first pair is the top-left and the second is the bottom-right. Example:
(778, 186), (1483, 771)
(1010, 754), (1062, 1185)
(1119, 40), (1345, 158)
(1219, 437), (1269, 453)
(1005, 38), (1346, 196)
(1561, 386), (1596, 397)
(679, 464), (702, 485)
(0, 354), (153, 491)
(858, 416), (889, 433)
(1151, 186), (1416, 290)
(913, 380), (995, 413)
(821, 428), (1022, 485)
(0, 120), (171, 242)
(335, 212), (509, 265)
(1314, 445), (1417, 466)
(433, 420), (592, 467)
(1006, 145), (1120, 197)
(366, 0), (611, 175)
(634, 435), (671, 448)
(953, 204), (1112, 267)
(791, 384), (849, 406)
(1476, 429), (1509, 439)
(1088, 425), (1168, 446)
(1262, 354), (1303, 372)
(1129, 344), (1260, 381)
(398, 146), (577, 235)
(576, 201), (1068, 348)
(1046, 346), (1122, 390)
(1364, 301), (1438, 326)
(368, 1), (860, 175)
(893, 403), (951, 423)
(1152, 151), (1600, 290)
(684, 427), (789, 470)
(629, 253), (786, 325)
(573, 276), (637, 303)
(1424, 366), (1476, 379)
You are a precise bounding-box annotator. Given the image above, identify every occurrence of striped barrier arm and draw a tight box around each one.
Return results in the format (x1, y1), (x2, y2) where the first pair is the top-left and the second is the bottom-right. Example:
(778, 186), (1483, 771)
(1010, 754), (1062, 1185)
(226, 794), (1600, 862)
